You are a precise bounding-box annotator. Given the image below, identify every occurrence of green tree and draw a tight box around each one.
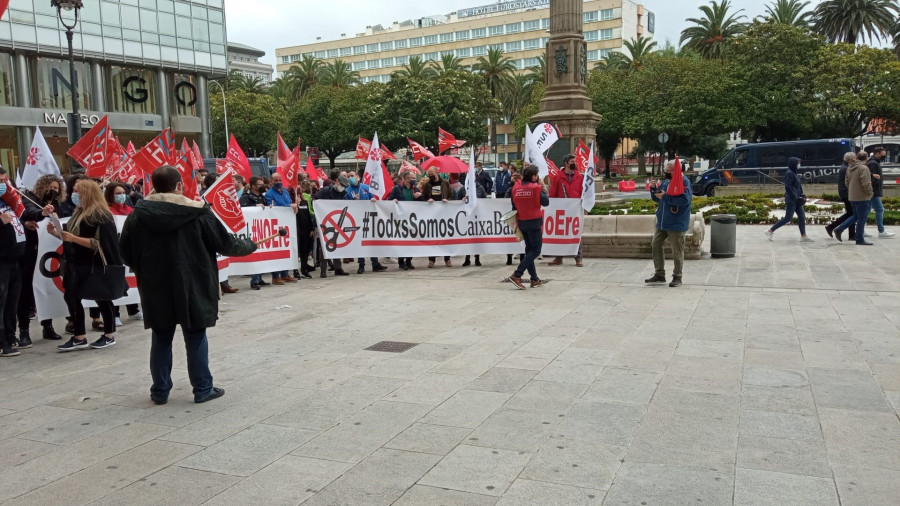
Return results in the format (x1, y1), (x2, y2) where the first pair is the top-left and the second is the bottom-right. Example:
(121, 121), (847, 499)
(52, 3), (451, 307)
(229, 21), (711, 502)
(759, 0), (813, 28)
(501, 73), (535, 151)
(526, 55), (546, 86)
(320, 59), (360, 88)
(226, 71), (266, 93)
(512, 82), (544, 140)
(594, 51), (629, 71)
(727, 22), (825, 140)
(430, 53), (466, 75)
(393, 56), (436, 80)
(813, 0), (899, 44)
(587, 70), (634, 177)
(810, 43), (900, 137)
(893, 18), (900, 57)
(210, 89), (285, 157)
(475, 48), (517, 150)
(282, 55), (324, 99)
(680, 0), (747, 59)
(620, 36), (659, 70)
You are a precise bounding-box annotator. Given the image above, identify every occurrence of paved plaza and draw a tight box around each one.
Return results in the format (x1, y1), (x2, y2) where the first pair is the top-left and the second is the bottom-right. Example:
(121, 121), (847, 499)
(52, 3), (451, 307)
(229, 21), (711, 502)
(1, 225), (899, 505)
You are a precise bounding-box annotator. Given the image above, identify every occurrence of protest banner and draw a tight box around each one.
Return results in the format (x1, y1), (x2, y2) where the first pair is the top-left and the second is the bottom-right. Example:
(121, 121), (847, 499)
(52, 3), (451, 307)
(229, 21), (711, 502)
(223, 206), (297, 275)
(312, 198), (582, 259)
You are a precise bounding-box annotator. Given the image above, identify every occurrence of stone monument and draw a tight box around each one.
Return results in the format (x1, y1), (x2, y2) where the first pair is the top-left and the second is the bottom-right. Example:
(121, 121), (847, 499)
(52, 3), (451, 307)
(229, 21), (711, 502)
(531, 0), (602, 163)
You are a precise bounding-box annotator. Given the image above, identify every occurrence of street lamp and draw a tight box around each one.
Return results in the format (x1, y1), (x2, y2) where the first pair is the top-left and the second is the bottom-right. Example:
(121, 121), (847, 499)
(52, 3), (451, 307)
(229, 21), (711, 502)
(208, 80), (228, 156)
(51, 0), (84, 156)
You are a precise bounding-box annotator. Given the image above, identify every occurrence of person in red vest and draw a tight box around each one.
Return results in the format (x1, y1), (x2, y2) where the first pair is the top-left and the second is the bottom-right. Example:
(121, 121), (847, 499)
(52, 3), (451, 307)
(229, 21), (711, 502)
(548, 154), (584, 267)
(507, 165), (549, 290)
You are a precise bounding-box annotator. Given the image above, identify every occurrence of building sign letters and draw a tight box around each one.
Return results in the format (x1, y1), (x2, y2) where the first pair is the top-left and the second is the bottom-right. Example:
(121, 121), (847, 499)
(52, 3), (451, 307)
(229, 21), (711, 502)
(458, 0), (549, 18)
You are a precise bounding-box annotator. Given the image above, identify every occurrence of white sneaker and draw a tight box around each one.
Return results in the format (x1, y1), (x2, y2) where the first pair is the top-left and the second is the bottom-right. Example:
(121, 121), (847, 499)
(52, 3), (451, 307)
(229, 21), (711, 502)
(131, 311), (144, 320)
(115, 317), (122, 327)
(765, 230), (773, 241)
(879, 231), (895, 239)
(801, 236), (814, 242)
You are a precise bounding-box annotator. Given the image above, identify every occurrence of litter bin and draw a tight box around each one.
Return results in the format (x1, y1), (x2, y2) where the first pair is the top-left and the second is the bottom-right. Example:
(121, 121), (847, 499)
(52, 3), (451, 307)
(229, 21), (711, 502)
(710, 214), (736, 258)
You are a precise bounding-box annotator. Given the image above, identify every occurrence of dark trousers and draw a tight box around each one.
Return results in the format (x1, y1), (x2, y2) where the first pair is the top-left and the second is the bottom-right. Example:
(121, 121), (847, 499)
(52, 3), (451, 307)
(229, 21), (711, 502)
(0, 261), (22, 349)
(358, 257), (380, 266)
(770, 199), (807, 235)
(827, 198), (856, 238)
(515, 219), (543, 281)
(16, 242), (37, 330)
(837, 201), (871, 243)
(399, 257), (413, 267)
(90, 304), (139, 319)
(150, 326), (213, 402)
(299, 231), (314, 272)
(64, 283), (115, 336)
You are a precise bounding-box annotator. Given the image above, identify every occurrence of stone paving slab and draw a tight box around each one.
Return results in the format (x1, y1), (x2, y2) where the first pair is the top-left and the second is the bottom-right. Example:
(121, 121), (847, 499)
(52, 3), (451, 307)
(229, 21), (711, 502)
(1, 226), (899, 504)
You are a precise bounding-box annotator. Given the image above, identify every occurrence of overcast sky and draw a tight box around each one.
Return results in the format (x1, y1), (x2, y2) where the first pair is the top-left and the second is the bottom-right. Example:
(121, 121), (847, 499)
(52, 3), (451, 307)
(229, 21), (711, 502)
(224, 0), (824, 70)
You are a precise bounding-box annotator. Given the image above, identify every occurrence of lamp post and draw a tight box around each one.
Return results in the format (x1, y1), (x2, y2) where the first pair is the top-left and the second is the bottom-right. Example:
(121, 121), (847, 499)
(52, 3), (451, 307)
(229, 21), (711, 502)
(51, 0), (84, 159)
(208, 80), (228, 155)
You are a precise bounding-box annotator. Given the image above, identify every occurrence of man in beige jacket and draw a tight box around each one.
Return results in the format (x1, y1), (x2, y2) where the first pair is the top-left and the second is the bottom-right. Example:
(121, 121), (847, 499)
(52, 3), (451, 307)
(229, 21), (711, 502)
(833, 151), (874, 245)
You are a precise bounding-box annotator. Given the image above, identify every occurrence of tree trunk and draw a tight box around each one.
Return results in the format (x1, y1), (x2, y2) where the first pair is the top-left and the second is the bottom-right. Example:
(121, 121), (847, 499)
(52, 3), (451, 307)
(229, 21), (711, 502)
(637, 152), (646, 176)
(604, 159), (611, 179)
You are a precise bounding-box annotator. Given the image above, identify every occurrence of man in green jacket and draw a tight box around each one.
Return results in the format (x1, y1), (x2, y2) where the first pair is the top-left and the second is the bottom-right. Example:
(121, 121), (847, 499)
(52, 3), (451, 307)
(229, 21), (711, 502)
(120, 166), (257, 405)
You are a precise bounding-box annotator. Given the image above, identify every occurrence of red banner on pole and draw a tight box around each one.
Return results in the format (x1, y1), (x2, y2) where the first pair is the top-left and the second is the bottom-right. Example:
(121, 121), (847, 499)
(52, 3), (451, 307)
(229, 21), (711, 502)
(131, 128), (176, 176)
(407, 138), (435, 161)
(203, 168), (245, 233)
(225, 134), (252, 182)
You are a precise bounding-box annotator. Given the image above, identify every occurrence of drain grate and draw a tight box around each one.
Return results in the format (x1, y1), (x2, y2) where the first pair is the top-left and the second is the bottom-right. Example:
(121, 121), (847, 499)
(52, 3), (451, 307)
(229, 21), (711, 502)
(365, 341), (419, 353)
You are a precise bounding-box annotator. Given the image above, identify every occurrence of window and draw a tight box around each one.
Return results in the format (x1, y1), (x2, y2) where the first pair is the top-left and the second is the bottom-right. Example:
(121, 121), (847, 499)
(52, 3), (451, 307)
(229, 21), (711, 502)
(758, 147), (790, 168)
(314, 50), (326, 58)
(473, 45), (488, 56)
(440, 33), (453, 43)
(441, 50), (455, 57)
(424, 34), (438, 45)
(472, 27), (486, 39)
(281, 56), (289, 64)
(381, 57), (394, 67)
(489, 25), (504, 36)
(455, 47), (470, 58)
(455, 30), (469, 41)
(524, 20), (540, 31)
(523, 57), (540, 68)
(541, 18), (549, 29)
(340, 47), (351, 56)
(366, 43), (379, 53)
(381, 41), (393, 51)
(352, 61), (366, 71)
(424, 52), (439, 61)
(584, 30), (599, 42)
(327, 49), (339, 58)
(396, 39), (407, 49)
(523, 38), (542, 50)
(505, 22), (521, 34)
(396, 55), (409, 65)
(598, 49), (611, 60)
(290, 54), (301, 62)
(491, 43), (504, 52)
(409, 36), (423, 47)
(353, 45), (365, 55)
(587, 50), (599, 61)
(505, 41), (522, 52)
(584, 11), (598, 23)
(368, 59), (380, 69)
(496, 134), (507, 145)
(600, 29), (614, 40)
(600, 8), (614, 21)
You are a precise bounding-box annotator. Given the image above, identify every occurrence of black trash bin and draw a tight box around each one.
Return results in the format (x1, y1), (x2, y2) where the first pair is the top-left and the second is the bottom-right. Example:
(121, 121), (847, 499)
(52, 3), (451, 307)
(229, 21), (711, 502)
(710, 214), (736, 258)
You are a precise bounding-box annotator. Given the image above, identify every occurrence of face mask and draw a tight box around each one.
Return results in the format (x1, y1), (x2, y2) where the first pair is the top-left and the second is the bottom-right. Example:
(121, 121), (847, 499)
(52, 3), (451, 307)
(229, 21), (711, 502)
(46, 189), (59, 203)
(797, 164), (801, 170)
(72, 193), (81, 206)
(0, 183), (6, 198)
(429, 176), (438, 183)
(114, 194), (127, 205)
(273, 182), (283, 190)
(349, 177), (357, 186)
(568, 163), (576, 171)
(439, 173), (449, 181)
(236, 189), (244, 199)
(665, 172), (673, 180)
(334, 184), (345, 192)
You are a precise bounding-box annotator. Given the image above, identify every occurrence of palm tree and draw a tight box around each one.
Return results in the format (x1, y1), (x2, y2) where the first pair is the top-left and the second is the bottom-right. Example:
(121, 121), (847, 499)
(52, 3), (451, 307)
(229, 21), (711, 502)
(268, 77), (289, 101)
(594, 51), (629, 71)
(813, 0), (900, 44)
(283, 55), (323, 99)
(227, 71), (266, 93)
(893, 18), (900, 57)
(393, 55), (437, 80)
(500, 73), (534, 152)
(430, 53), (466, 75)
(680, 0), (748, 59)
(319, 59), (360, 88)
(621, 36), (658, 70)
(759, 0), (813, 28)
(526, 55), (546, 86)
(474, 48), (516, 153)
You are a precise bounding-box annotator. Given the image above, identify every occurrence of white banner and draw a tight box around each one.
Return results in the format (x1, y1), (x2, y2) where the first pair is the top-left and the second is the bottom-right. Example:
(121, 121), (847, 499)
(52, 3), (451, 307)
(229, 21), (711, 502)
(35, 207), (298, 320)
(312, 199), (582, 259)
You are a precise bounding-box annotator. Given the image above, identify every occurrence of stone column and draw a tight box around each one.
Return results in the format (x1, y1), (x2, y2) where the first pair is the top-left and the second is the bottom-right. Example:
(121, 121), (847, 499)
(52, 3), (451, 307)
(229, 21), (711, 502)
(531, 0), (601, 162)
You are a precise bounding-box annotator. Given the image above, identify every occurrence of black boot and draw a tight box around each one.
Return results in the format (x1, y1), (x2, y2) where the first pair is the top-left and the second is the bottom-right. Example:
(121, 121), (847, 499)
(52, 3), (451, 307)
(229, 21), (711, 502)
(357, 264), (365, 274)
(669, 276), (683, 288)
(372, 263), (387, 272)
(42, 325), (62, 341)
(645, 273), (666, 284)
(17, 328), (32, 349)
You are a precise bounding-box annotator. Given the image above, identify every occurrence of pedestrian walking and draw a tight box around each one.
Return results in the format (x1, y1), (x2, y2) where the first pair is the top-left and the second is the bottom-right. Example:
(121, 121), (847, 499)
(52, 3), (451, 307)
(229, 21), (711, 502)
(766, 157), (813, 242)
(645, 159), (693, 288)
(825, 152), (858, 241)
(833, 151), (875, 245)
(119, 166), (257, 404)
(506, 165), (549, 289)
(866, 146), (893, 239)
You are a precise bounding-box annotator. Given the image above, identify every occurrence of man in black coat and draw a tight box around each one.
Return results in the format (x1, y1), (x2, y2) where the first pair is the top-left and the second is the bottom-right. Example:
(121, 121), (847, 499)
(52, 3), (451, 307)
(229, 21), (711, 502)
(474, 162), (494, 195)
(867, 146), (893, 238)
(120, 166), (257, 405)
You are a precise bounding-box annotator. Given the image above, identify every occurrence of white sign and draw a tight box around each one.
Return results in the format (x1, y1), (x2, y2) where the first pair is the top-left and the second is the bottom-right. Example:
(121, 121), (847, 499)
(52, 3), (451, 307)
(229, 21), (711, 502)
(43, 112), (102, 126)
(458, 0), (549, 18)
(312, 199), (582, 259)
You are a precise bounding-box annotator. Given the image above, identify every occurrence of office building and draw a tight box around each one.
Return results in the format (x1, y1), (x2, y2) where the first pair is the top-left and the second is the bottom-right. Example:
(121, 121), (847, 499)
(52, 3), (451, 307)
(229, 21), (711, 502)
(0, 0), (228, 174)
(227, 41), (273, 85)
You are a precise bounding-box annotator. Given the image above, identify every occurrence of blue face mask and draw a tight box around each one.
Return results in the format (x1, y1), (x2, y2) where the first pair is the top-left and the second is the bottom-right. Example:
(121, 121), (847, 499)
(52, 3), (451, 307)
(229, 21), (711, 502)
(273, 182), (283, 190)
(72, 193), (81, 206)
(236, 189), (244, 199)
(114, 194), (127, 205)
(349, 177), (357, 186)
(0, 183), (6, 198)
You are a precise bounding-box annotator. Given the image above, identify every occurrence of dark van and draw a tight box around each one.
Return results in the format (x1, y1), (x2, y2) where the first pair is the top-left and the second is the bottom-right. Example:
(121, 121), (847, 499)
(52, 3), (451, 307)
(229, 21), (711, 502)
(692, 139), (856, 196)
(203, 158), (274, 178)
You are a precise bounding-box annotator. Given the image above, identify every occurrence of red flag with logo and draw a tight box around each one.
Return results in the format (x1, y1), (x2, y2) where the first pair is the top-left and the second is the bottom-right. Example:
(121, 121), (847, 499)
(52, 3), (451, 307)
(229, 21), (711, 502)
(174, 148), (199, 201)
(277, 150), (299, 190)
(131, 128), (176, 176)
(575, 139), (590, 174)
(356, 137), (372, 160)
(203, 168), (245, 233)
(68, 116), (112, 177)
(546, 157), (560, 178)
(380, 145), (396, 160)
(438, 128), (458, 154)
(1, 184), (26, 218)
(400, 160), (421, 175)
(276, 132), (292, 167)
(407, 138), (435, 161)
(189, 141), (203, 170)
(666, 156), (685, 196)
(225, 134), (252, 182)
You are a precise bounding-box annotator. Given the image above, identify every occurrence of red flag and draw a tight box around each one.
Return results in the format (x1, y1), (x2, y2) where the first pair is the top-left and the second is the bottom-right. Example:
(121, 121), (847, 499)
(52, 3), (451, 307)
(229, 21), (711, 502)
(356, 137), (372, 160)
(126, 141), (136, 156)
(400, 160), (421, 175)
(362, 161), (395, 200)
(174, 149), (199, 201)
(575, 139), (590, 174)
(131, 128), (176, 176)
(1, 184), (26, 218)
(107, 139), (134, 184)
(276, 132), (292, 167)
(666, 156), (685, 196)
(68, 116), (113, 176)
(304, 156), (322, 182)
(438, 128), (458, 154)
(380, 145), (396, 160)
(277, 149), (299, 190)
(0, 1), (9, 22)
(546, 157), (560, 178)
(225, 134), (252, 182)
(407, 138), (435, 161)
(203, 168), (245, 233)
(189, 141), (204, 171)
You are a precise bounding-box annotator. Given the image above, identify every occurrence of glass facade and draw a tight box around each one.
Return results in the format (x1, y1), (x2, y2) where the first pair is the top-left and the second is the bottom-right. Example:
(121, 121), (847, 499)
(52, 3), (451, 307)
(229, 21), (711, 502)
(0, 52), (14, 106)
(108, 65), (157, 114)
(35, 56), (93, 110)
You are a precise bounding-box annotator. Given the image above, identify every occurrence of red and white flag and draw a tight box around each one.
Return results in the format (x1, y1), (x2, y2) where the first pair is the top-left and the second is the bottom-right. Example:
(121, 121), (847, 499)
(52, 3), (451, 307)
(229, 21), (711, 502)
(356, 137), (372, 160)
(190, 141), (203, 170)
(203, 168), (245, 233)
(582, 141), (597, 212)
(546, 156), (560, 178)
(575, 139), (591, 174)
(131, 128), (176, 177)
(225, 134), (252, 182)
(20, 127), (61, 191)
(438, 128), (463, 154)
(362, 132), (392, 199)
(407, 138), (435, 161)
(174, 148), (199, 201)
(67, 116), (113, 177)
(276, 132), (292, 167)
(400, 160), (421, 174)
(666, 156), (685, 196)
(304, 156), (322, 183)
(277, 148), (299, 190)
(380, 145), (397, 160)
(0, 184), (26, 218)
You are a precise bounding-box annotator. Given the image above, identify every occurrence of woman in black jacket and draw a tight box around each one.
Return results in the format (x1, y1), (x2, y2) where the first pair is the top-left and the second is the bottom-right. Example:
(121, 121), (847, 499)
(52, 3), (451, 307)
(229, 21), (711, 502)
(47, 179), (122, 352)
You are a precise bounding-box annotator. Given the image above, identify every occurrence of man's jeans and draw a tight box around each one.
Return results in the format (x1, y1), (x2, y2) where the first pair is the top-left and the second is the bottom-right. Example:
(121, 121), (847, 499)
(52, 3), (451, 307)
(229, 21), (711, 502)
(150, 326), (213, 402)
(837, 201), (872, 243)
(652, 229), (686, 277)
(870, 196), (885, 233)
(251, 274), (263, 284)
